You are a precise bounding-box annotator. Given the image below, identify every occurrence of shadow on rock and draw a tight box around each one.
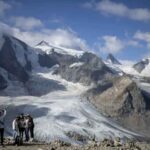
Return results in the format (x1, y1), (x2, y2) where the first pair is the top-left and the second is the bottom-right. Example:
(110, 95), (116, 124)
(26, 75), (66, 96)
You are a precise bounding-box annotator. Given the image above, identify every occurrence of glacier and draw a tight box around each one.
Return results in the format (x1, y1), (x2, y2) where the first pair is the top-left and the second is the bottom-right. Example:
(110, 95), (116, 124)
(1, 68), (140, 144)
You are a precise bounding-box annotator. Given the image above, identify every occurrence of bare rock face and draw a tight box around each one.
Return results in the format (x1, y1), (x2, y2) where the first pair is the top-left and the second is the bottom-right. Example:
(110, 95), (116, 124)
(85, 76), (150, 137)
(133, 59), (149, 73)
(0, 35), (29, 83)
(0, 74), (7, 90)
(53, 52), (114, 85)
(106, 53), (121, 65)
(38, 53), (58, 68)
(86, 76), (145, 117)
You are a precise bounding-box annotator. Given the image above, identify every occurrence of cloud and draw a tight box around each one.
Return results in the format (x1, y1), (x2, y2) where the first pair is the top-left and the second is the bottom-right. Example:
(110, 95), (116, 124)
(95, 34), (141, 54)
(50, 17), (64, 24)
(98, 35), (125, 54)
(127, 40), (141, 47)
(11, 16), (43, 30)
(84, 0), (150, 21)
(119, 60), (136, 66)
(134, 31), (150, 48)
(0, 1), (11, 16)
(82, 2), (93, 9)
(0, 22), (89, 50)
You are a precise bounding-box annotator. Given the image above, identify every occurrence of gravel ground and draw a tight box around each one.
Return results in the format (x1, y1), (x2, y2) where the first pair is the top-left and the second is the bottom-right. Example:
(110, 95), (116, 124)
(0, 139), (150, 150)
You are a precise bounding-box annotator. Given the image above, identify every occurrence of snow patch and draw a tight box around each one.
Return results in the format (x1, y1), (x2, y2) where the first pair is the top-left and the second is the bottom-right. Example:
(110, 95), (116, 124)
(35, 44), (85, 57)
(69, 62), (84, 68)
(140, 63), (150, 77)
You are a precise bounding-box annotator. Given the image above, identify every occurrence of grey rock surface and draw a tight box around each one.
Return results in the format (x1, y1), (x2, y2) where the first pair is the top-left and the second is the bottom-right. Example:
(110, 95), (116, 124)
(133, 59), (149, 73)
(84, 76), (150, 137)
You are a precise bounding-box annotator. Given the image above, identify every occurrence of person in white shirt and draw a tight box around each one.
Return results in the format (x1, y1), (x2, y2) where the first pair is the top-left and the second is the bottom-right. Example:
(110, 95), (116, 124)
(12, 116), (19, 145)
(0, 109), (6, 146)
(24, 115), (30, 142)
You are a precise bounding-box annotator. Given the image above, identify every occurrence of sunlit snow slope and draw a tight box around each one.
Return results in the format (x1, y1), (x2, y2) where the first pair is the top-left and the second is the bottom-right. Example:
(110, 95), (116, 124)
(35, 41), (85, 57)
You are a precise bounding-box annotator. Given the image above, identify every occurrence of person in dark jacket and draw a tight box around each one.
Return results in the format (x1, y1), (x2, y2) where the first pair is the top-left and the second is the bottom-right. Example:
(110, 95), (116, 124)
(0, 109), (6, 146)
(18, 113), (25, 140)
(28, 115), (34, 141)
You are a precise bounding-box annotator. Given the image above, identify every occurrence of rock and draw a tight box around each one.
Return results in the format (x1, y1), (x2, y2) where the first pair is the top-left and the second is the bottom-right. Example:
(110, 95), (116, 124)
(54, 52), (114, 85)
(86, 76), (146, 117)
(0, 35), (29, 83)
(66, 131), (88, 142)
(0, 74), (7, 90)
(133, 59), (149, 73)
(85, 75), (150, 137)
(38, 53), (58, 68)
(114, 137), (122, 147)
(106, 53), (121, 65)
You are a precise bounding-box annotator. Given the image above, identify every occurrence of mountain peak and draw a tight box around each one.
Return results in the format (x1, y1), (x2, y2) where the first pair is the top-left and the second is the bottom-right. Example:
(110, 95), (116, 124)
(106, 53), (121, 65)
(36, 40), (50, 47)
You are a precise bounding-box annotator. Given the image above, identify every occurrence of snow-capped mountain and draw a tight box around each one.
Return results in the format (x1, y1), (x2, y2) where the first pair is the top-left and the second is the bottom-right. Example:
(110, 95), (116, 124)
(133, 58), (150, 76)
(109, 58), (150, 77)
(0, 33), (150, 143)
(35, 40), (85, 57)
(36, 40), (50, 47)
(106, 53), (121, 65)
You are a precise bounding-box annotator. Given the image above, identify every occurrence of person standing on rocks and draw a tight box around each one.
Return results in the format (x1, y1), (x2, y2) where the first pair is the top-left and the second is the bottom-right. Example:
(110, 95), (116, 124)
(12, 116), (20, 145)
(0, 109), (6, 146)
(24, 115), (30, 142)
(18, 113), (25, 141)
(28, 115), (34, 141)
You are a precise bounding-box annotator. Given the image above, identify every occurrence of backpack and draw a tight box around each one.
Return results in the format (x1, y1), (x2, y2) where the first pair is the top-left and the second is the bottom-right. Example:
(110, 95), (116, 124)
(15, 135), (23, 146)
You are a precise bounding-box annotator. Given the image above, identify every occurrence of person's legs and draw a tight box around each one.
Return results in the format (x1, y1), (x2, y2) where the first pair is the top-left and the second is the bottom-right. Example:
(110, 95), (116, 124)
(0, 129), (1, 144)
(13, 130), (17, 139)
(0, 128), (4, 145)
(13, 130), (17, 145)
(30, 127), (34, 139)
(25, 128), (29, 141)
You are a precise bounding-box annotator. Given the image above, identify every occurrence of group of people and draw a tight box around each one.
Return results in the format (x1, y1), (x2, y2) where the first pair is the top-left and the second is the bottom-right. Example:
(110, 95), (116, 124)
(12, 113), (34, 145)
(0, 109), (34, 146)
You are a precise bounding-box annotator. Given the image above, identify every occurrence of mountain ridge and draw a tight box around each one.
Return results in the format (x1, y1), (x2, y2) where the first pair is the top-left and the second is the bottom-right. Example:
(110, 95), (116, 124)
(106, 53), (121, 65)
(0, 32), (150, 143)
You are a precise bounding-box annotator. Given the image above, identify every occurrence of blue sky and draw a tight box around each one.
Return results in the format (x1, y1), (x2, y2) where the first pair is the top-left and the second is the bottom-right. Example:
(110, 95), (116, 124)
(0, 0), (150, 62)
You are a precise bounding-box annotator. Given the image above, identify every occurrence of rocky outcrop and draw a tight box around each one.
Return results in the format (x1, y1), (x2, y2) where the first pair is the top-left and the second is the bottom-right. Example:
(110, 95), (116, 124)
(0, 35), (29, 83)
(0, 74), (7, 90)
(38, 53), (58, 68)
(53, 52), (114, 85)
(106, 53), (121, 65)
(86, 76), (145, 117)
(84, 76), (150, 137)
(133, 59), (149, 73)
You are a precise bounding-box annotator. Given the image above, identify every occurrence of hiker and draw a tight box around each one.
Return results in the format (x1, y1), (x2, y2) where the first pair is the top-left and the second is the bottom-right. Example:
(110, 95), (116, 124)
(18, 113), (25, 140)
(28, 115), (34, 141)
(12, 116), (20, 145)
(0, 109), (6, 146)
(24, 115), (30, 142)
